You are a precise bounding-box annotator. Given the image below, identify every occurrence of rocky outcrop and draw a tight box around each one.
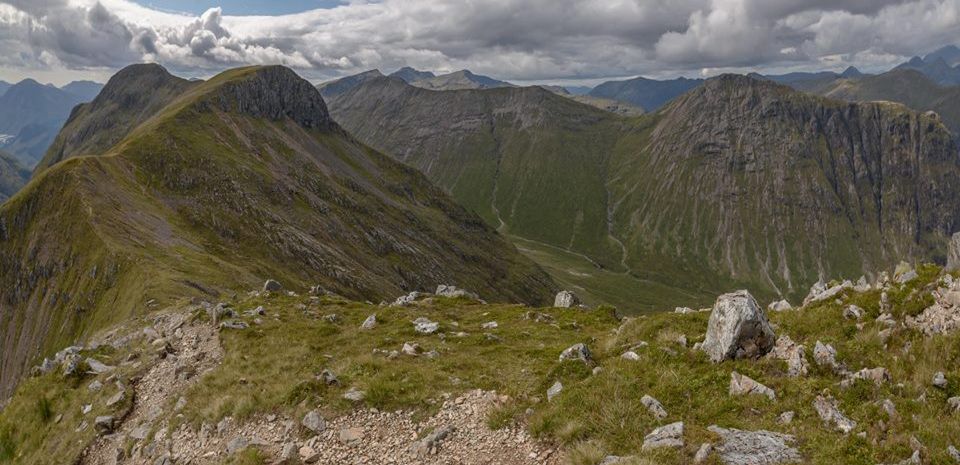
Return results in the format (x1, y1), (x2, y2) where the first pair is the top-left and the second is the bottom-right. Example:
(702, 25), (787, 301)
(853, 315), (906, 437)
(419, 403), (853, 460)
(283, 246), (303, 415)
(949, 232), (960, 271)
(707, 426), (802, 465)
(702, 291), (776, 362)
(202, 66), (334, 131)
(642, 422), (684, 450)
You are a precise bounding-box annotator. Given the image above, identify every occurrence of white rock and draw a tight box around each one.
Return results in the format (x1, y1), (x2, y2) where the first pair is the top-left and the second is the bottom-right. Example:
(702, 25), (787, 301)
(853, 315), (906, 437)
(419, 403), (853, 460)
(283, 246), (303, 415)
(767, 300), (792, 312)
(934, 371), (948, 388)
(412, 317), (439, 334)
(843, 305), (864, 320)
(813, 395), (856, 433)
(641, 395), (668, 419)
(701, 290), (776, 362)
(694, 443), (713, 463)
(554, 290), (581, 308)
(547, 381), (563, 401)
(767, 335), (808, 377)
(360, 314), (377, 330)
(559, 343), (592, 363)
(642, 422), (684, 450)
(620, 351), (640, 361)
(729, 372), (776, 400)
(707, 425), (802, 465)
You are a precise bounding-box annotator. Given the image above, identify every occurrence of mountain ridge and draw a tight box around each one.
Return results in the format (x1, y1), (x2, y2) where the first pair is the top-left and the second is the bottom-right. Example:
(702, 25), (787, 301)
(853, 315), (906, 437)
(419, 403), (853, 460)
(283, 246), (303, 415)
(0, 64), (556, 398)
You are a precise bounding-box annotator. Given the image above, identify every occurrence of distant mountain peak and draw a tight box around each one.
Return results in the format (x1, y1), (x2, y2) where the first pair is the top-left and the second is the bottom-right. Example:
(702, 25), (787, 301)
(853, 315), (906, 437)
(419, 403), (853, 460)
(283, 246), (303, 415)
(196, 65), (334, 130)
(840, 66), (863, 78)
(389, 67), (435, 83)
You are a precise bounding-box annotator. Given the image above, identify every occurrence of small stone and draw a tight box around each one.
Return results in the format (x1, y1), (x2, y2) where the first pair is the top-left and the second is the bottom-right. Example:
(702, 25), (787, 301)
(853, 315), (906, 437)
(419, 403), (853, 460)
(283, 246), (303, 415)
(768, 300), (792, 312)
(559, 343), (592, 363)
(106, 390), (125, 407)
(641, 395), (668, 419)
(481, 321), (498, 330)
(412, 317), (439, 334)
(339, 427), (364, 443)
(94, 416), (115, 435)
(85, 358), (115, 374)
(843, 305), (864, 320)
(642, 421), (684, 450)
(934, 372), (948, 388)
(226, 437), (248, 454)
(402, 342), (422, 356)
(343, 387), (366, 402)
(88, 380), (103, 392)
(318, 369), (339, 386)
(694, 443), (713, 463)
(262, 279), (283, 292)
(621, 351), (640, 361)
(547, 381), (563, 401)
(729, 372), (776, 400)
(813, 395), (856, 433)
(361, 314), (377, 330)
(302, 410), (325, 433)
(948, 445), (960, 463)
(778, 411), (795, 424)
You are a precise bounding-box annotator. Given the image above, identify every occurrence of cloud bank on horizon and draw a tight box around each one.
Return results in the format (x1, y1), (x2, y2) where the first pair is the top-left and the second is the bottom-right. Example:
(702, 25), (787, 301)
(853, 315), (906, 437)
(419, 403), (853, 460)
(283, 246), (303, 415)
(1, 0), (959, 84)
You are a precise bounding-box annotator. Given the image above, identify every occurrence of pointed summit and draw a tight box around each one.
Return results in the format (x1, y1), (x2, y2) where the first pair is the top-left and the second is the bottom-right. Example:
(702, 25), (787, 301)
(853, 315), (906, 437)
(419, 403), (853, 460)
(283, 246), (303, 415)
(840, 66), (863, 78)
(317, 69), (385, 98)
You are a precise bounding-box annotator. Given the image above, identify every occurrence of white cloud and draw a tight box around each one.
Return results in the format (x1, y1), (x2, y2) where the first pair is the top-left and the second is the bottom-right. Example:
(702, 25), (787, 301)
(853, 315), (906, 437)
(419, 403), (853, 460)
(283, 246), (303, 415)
(0, 0), (958, 85)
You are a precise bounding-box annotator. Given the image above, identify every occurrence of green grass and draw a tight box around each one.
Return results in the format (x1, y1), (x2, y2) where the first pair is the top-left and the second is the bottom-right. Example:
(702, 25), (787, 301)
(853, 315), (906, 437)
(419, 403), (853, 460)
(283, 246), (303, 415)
(3, 267), (959, 465)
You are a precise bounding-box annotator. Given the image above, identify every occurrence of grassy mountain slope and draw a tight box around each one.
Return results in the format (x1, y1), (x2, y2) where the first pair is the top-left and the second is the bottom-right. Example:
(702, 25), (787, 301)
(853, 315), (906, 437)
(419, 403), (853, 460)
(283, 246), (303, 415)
(35, 64), (200, 174)
(812, 69), (960, 137)
(0, 151), (28, 202)
(328, 74), (960, 310)
(0, 65), (555, 398)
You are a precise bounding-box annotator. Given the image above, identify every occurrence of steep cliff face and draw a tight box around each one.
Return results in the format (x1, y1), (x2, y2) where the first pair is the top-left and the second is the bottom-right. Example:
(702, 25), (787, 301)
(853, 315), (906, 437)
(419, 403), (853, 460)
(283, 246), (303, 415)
(610, 75), (960, 296)
(329, 74), (960, 307)
(0, 65), (555, 398)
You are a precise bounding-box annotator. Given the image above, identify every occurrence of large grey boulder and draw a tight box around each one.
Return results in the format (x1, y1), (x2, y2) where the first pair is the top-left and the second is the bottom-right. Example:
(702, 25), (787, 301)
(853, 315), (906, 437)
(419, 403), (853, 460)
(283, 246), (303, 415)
(262, 279), (283, 293)
(707, 425), (802, 465)
(950, 232), (960, 271)
(701, 290), (776, 362)
(554, 290), (581, 308)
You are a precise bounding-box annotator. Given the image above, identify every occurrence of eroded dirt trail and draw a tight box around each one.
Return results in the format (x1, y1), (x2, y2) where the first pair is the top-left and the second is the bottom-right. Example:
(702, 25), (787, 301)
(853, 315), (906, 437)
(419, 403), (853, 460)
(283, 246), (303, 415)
(79, 312), (223, 465)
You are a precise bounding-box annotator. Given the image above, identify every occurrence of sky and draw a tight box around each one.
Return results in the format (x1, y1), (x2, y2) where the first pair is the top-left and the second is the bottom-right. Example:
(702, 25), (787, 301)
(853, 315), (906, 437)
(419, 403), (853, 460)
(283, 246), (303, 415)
(1, 0), (959, 87)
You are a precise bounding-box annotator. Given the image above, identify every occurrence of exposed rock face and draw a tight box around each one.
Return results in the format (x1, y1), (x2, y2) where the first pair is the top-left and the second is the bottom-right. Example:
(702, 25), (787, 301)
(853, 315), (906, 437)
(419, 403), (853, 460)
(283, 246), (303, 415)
(707, 425), (802, 465)
(202, 66), (334, 131)
(949, 232), (960, 271)
(702, 291), (776, 362)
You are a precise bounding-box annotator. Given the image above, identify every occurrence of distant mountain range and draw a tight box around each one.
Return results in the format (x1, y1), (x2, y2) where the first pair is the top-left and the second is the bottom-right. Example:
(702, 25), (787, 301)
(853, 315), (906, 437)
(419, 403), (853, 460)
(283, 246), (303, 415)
(326, 73), (960, 310)
(0, 78), (103, 168)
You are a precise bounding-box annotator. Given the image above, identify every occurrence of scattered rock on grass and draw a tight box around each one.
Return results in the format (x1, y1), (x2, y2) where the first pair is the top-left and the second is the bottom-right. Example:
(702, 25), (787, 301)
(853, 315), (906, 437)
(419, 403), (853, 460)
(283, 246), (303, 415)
(768, 300), (792, 312)
(547, 381), (563, 401)
(729, 372), (776, 400)
(559, 343), (592, 363)
(413, 317), (439, 334)
(361, 314), (377, 330)
(702, 290), (776, 362)
(707, 425), (802, 465)
(813, 395), (856, 433)
(768, 335), (808, 377)
(554, 290), (581, 308)
(262, 279), (283, 293)
(641, 395), (668, 419)
(642, 421), (684, 450)
(436, 285), (479, 300)
(934, 371), (948, 388)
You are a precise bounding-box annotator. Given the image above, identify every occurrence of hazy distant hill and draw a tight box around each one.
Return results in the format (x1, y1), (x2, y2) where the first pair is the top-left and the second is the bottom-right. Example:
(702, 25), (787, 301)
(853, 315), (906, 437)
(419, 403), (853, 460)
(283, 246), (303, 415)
(0, 79), (83, 167)
(587, 76), (703, 111)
